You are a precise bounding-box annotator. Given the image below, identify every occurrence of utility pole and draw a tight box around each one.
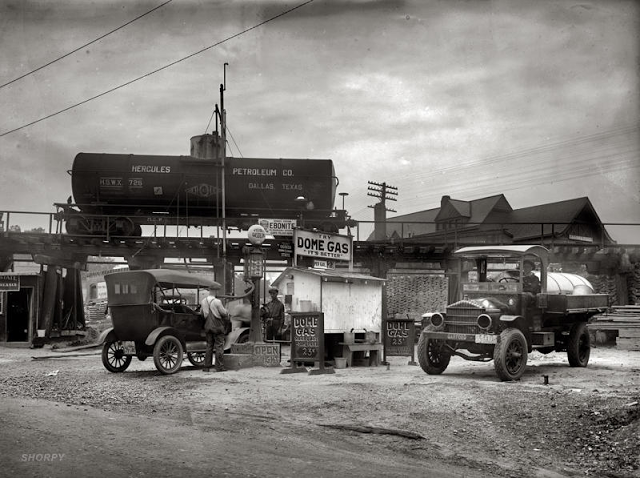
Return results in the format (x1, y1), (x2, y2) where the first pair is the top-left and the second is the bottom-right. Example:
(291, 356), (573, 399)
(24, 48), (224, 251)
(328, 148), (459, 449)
(367, 181), (398, 241)
(220, 63), (228, 294)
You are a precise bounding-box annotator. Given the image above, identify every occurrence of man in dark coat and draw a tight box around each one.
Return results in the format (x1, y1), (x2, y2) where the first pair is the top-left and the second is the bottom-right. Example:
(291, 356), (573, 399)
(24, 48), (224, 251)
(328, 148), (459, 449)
(522, 259), (541, 294)
(261, 287), (285, 341)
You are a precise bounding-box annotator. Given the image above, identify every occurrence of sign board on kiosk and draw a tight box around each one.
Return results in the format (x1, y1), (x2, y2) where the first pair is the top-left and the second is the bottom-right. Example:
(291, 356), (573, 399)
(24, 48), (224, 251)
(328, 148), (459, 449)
(281, 312), (335, 375)
(383, 317), (417, 366)
(293, 229), (352, 268)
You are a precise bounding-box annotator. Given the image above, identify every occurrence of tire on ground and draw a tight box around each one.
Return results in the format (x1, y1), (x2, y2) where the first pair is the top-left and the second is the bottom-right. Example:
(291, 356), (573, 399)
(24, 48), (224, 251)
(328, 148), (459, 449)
(153, 335), (184, 374)
(567, 322), (590, 367)
(493, 328), (528, 381)
(417, 325), (451, 375)
(102, 340), (132, 373)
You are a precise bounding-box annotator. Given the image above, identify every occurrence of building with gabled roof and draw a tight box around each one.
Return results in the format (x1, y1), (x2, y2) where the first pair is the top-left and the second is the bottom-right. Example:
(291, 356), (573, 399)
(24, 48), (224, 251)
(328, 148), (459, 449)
(372, 194), (615, 248)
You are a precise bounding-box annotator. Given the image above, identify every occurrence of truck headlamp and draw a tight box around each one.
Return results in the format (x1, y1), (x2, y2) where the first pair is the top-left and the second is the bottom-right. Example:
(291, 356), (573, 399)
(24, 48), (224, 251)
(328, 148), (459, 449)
(430, 313), (445, 329)
(477, 314), (492, 330)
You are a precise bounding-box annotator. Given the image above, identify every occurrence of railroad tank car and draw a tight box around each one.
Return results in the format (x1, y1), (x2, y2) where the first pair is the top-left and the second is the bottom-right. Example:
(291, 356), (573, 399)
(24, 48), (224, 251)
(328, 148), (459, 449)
(64, 153), (341, 235)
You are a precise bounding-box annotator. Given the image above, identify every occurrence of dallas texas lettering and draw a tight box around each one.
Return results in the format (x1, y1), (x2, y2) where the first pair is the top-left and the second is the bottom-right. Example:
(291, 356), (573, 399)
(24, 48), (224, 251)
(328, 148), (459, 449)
(231, 167), (302, 191)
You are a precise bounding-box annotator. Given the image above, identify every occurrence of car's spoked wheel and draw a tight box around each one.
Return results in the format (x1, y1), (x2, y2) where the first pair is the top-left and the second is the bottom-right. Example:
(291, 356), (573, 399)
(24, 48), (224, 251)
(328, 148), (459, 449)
(153, 335), (184, 374)
(102, 341), (132, 373)
(187, 352), (206, 367)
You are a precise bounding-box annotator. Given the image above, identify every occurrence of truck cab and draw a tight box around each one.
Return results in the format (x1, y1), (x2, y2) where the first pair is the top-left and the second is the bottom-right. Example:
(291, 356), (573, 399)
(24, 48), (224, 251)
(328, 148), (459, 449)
(419, 245), (609, 381)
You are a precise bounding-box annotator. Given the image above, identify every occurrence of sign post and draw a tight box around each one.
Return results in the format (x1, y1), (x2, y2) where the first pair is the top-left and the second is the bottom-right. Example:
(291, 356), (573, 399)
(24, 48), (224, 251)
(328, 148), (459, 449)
(383, 316), (417, 366)
(281, 312), (334, 375)
(246, 225), (265, 344)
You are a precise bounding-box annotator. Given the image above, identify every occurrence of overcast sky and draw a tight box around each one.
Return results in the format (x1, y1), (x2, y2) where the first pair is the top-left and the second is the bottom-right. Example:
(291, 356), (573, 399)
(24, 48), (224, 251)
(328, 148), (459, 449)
(1, 0), (638, 242)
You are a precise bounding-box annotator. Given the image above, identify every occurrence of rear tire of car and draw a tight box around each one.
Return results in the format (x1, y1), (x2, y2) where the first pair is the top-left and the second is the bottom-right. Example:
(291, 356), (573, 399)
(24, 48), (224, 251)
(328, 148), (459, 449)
(153, 335), (184, 374)
(417, 325), (451, 375)
(493, 328), (528, 381)
(102, 341), (132, 373)
(567, 322), (590, 367)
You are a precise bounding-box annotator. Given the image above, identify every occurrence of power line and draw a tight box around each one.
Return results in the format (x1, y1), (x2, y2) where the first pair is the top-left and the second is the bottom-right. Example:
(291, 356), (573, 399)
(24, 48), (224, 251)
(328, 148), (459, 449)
(393, 123), (640, 186)
(394, 154), (638, 214)
(0, 0), (174, 90)
(386, 158), (639, 218)
(0, 0), (316, 138)
(416, 143), (638, 195)
(388, 125), (639, 200)
(349, 129), (639, 220)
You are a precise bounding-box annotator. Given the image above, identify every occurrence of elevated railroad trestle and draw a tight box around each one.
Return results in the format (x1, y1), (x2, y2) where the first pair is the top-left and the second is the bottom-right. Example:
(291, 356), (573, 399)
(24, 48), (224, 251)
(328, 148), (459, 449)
(0, 231), (636, 270)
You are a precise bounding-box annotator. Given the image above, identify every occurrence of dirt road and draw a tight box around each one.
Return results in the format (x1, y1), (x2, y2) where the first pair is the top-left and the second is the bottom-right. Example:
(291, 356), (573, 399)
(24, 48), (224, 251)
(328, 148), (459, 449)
(0, 344), (638, 477)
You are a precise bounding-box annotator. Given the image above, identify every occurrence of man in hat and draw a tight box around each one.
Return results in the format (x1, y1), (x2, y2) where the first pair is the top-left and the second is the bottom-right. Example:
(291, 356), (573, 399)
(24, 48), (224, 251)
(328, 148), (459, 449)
(200, 285), (228, 372)
(522, 259), (541, 295)
(261, 287), (285, 341)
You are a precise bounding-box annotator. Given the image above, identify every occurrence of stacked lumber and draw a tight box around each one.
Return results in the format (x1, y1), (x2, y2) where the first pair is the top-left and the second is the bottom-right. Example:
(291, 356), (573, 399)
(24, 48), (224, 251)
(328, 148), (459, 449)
(591, 305), (640, 350)
(587, 274), (618, 304)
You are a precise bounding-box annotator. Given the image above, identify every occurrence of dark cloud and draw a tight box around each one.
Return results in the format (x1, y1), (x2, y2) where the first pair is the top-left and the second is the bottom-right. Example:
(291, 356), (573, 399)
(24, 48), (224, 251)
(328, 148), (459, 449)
(0, 0), (638, 241)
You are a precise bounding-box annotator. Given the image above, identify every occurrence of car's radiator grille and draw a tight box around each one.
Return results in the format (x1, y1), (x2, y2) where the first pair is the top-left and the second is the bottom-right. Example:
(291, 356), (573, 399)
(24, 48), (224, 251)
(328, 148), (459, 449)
(445, 304), (483, 335)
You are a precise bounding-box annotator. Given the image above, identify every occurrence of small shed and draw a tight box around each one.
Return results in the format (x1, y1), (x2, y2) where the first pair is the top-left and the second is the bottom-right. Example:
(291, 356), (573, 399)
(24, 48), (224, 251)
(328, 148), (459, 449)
(0, 272), (43, 344)
(271, 267), (385, 333)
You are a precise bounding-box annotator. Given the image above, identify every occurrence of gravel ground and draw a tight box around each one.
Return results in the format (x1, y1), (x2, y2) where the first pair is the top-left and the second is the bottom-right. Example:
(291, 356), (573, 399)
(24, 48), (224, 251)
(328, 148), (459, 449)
(1, 343), (639, 477)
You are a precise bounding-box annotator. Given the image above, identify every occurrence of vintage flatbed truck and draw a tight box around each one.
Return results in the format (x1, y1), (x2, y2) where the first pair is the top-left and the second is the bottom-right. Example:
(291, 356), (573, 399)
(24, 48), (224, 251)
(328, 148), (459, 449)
(418, 245), (610, 381)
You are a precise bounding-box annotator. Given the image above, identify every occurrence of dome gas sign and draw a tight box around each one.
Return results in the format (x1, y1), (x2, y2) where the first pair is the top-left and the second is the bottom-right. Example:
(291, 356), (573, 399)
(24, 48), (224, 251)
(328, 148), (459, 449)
(294, 230), (352, 262)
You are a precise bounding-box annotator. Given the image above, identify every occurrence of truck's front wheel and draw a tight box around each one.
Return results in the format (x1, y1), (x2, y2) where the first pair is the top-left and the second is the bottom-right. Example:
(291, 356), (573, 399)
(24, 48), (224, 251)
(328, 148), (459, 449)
(417, 326), (451, 375)
(493, 328), (528, 381)
(567, 322), (590, 367)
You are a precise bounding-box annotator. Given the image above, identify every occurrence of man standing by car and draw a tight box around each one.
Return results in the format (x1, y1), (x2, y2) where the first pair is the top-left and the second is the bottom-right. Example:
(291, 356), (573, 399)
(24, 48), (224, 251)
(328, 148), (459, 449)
(201, 286), (228, 372)
(261, 287), (285, 341)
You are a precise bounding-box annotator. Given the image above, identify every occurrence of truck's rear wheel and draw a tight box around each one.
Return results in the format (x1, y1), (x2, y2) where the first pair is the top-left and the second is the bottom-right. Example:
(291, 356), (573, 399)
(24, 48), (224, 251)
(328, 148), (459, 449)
(567, 322), (590, 367)
(493, 328), (528, 381)
(417, 326), (451, 375)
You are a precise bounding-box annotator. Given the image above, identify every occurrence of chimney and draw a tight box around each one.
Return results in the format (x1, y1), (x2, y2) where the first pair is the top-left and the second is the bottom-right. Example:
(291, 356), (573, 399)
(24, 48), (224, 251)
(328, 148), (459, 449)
(441, 195), (451, 208)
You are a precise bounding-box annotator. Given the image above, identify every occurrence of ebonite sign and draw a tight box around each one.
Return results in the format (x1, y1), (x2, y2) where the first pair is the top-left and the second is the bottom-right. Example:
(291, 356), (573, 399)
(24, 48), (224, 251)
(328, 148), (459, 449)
(294, 230), (352, 262)
(259, 219), (296, 237)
